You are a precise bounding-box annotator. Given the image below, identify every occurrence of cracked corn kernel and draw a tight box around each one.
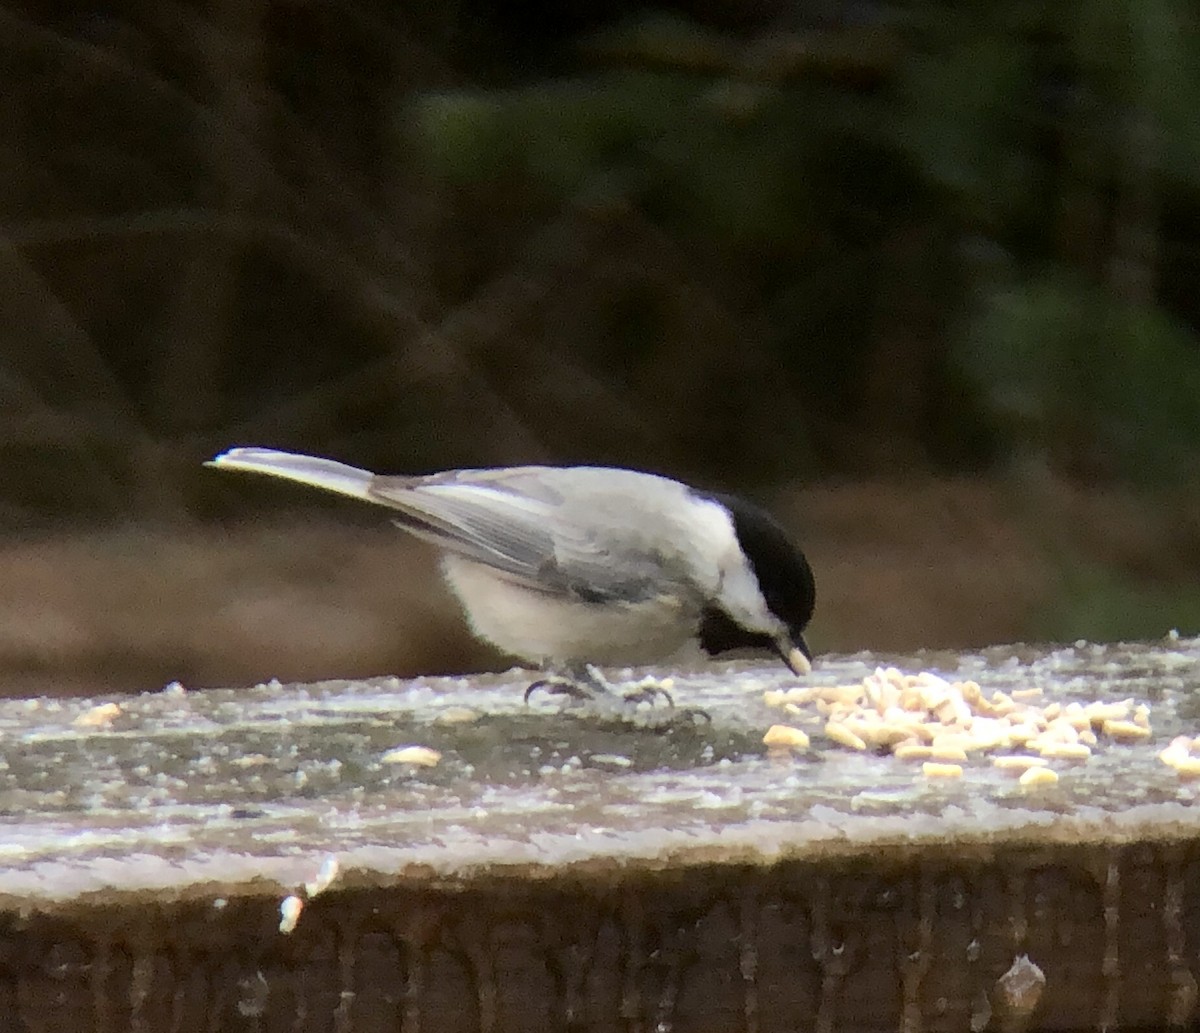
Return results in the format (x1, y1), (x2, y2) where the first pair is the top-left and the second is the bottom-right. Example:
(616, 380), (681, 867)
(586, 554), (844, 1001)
(1102, 719), (1152, 741)
(1084, 699), (1132, 726)
(381, 745), (442, 767)
(1019, 766), (1060, 787)
(825, 721), (867, 751)
(73, 702), (121, 727)
(763, 724), (810, 749)
(1170, 757), (1200, 778)
(1159, 736), (1200, 778)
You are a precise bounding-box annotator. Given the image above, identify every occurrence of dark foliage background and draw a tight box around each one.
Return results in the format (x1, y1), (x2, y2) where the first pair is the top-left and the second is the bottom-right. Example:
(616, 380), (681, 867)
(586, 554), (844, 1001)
(1, 0), (1199, 693)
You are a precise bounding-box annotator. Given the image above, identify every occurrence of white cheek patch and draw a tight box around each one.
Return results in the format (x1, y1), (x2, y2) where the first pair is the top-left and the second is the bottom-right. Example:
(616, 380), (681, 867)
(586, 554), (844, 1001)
(689, 498), (783, 637)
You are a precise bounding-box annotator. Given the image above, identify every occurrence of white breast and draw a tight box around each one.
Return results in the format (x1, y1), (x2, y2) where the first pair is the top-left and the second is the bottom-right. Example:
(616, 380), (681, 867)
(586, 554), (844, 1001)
(440, 555), (702, 667)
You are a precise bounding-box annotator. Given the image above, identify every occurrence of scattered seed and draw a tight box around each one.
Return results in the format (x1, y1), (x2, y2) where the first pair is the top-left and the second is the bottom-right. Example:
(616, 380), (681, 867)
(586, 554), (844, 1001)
(929, 745), (969, 763)
(1159, 739), (1191, 767)
(381, 745), (442, 767)
(822, 685), (866, 705)
(825, 721), (867, 752)
(1102, 719), (1152, 741)
(434, 706), (481, 726)
(763, 724), (810, 749)
(1019, 767), (1059, 787)
(1084, 700), (1132, 726)
(279, 895), (304, 934)
(1159, 737), (1200, 778)
(1007, 724), (1039, 745)
(73, 702), (121, 728)
(762, 665), (1160, 773)
(1170, 757), (1200, 779)
(304, 855), (340, 898)
(589, 753), (635, 769)
(893, 742), (934, 761)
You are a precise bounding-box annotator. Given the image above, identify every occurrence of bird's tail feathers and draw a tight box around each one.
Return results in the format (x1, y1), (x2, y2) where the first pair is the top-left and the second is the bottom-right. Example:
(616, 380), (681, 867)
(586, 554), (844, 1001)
(206, 447), (374, 501)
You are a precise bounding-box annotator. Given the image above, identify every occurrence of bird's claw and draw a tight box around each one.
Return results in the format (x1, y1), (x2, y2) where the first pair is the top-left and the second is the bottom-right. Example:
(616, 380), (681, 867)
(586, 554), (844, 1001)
(621, 683), (675, 708)
(675, 705), (712, 725)
(523, 676), (599, 705)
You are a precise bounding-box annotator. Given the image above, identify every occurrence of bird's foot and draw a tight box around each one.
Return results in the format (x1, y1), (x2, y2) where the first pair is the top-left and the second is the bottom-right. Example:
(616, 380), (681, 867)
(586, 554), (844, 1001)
(524, 663), (613, 705)
(619, 677), (675, 709)
(618, 677), (711, 725)
(523, 675), (597, 705)
(524, 667), (708, 726)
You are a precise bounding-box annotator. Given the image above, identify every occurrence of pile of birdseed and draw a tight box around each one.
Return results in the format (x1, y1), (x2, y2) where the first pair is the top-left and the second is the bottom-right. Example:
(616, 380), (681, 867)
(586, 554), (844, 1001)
(761, 666), (1198, 784)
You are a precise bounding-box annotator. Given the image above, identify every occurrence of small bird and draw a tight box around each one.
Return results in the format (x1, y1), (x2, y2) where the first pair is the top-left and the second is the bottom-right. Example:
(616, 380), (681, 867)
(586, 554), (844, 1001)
(207, 448), (815, 700)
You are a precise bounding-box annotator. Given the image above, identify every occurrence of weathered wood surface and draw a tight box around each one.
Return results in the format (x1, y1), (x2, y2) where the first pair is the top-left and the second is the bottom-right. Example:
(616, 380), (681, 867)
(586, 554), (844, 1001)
(1, 641), (1198, 1031)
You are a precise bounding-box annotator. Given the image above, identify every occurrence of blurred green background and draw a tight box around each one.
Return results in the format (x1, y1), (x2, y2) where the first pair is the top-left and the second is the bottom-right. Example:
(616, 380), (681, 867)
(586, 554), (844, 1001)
(1, 0), (1199, 695)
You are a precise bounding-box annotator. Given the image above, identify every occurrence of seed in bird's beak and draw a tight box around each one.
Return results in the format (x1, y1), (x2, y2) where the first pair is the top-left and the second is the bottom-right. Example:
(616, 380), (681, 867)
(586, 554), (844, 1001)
(784, 643), (811, 676)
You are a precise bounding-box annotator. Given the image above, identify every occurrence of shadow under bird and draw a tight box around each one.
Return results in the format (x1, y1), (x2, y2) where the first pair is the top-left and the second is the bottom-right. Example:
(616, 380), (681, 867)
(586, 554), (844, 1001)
(207, 448), (815, 703)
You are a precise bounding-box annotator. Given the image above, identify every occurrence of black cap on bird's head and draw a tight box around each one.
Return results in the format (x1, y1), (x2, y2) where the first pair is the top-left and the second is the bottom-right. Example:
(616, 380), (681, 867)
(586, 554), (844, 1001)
(698, 493), (816, 674)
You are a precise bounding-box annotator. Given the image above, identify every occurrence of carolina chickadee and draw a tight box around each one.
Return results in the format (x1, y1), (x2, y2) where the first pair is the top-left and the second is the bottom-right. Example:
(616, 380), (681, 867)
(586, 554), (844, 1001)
(207, 448), (815, 685)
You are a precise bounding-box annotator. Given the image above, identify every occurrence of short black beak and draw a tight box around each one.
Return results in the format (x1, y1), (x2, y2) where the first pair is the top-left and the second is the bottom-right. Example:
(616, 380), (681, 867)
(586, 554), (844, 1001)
(778, 634), (812, 676)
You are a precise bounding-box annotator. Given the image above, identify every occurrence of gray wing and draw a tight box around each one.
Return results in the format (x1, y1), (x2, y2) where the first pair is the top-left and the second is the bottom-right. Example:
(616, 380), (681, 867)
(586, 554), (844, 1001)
(369, 466), (693, 602)
(207, 449), (699, 603)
